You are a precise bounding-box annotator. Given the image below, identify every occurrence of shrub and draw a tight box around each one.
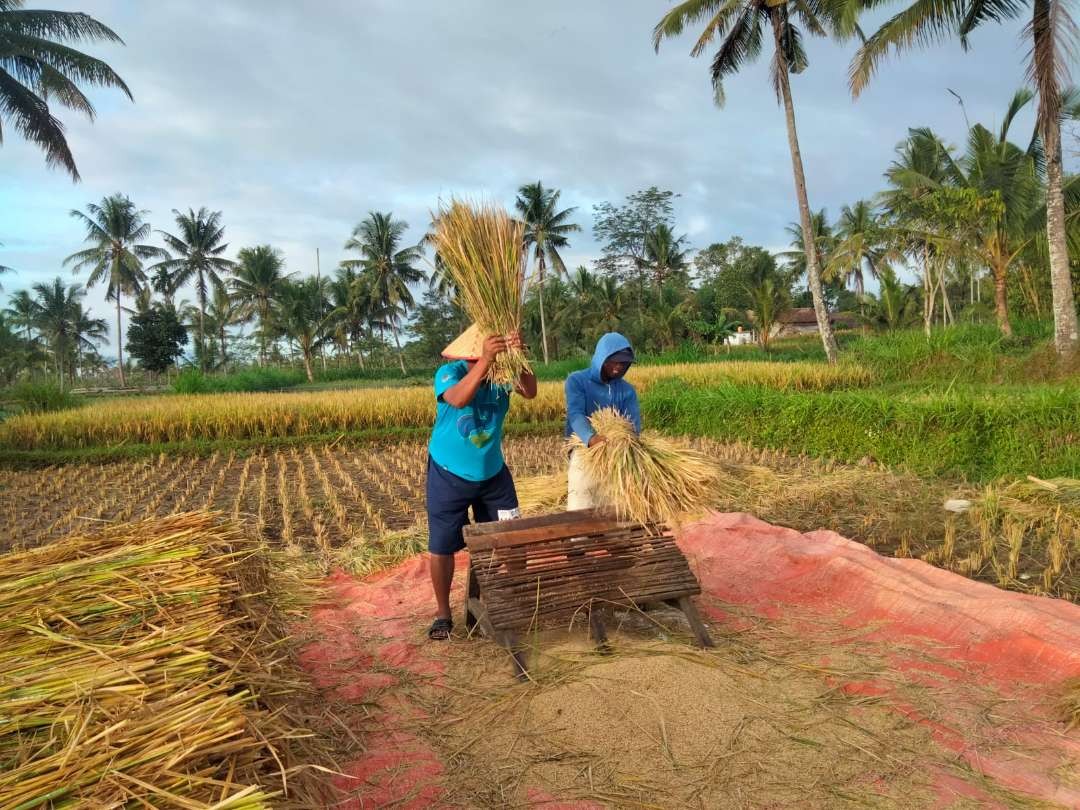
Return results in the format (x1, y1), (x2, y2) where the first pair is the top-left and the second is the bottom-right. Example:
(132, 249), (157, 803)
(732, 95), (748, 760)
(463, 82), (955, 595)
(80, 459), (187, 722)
(5, 382), (82, 414)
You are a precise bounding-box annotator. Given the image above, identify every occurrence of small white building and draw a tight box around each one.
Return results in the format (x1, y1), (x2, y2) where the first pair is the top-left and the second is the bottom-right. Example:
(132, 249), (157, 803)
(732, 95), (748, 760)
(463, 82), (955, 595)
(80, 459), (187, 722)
(724, 326), (756, 346)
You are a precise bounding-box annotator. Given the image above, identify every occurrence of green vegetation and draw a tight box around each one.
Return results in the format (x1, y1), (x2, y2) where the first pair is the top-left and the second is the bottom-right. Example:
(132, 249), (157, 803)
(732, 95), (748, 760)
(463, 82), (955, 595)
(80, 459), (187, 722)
(2, 382), (82, 415)
(644, 379), (1079, 481)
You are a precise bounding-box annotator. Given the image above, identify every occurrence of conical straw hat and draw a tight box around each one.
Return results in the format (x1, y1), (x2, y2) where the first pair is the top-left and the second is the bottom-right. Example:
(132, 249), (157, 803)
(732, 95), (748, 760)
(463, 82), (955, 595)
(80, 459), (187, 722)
(442, 323), (485, 360)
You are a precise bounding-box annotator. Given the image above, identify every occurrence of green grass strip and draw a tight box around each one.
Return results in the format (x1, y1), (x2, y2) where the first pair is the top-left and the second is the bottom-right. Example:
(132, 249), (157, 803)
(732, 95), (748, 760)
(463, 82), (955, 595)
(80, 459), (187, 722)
(642, 380), (1080, 482)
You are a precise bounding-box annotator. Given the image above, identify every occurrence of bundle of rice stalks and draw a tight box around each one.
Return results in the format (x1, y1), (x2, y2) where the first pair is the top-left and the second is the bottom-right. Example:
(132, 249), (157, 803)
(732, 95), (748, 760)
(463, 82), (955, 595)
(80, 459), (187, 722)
(429, 198), (531, 387)
(567, 407), (734, 526)
(0, 512), (322, 809)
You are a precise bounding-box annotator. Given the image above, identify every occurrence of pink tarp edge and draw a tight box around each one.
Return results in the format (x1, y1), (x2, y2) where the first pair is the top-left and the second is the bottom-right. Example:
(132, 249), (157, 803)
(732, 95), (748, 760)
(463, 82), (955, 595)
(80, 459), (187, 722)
(683, 512), (1080, 685)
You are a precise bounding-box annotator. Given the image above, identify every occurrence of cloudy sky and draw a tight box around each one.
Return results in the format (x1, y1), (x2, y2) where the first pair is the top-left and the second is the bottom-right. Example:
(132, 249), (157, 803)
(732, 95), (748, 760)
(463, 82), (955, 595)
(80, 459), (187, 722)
(1, 0), (1044, 354)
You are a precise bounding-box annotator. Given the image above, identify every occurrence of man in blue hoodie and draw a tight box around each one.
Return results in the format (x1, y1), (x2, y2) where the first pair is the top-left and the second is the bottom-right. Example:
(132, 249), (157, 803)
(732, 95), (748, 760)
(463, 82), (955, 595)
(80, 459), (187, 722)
(564, 333), (640, 509)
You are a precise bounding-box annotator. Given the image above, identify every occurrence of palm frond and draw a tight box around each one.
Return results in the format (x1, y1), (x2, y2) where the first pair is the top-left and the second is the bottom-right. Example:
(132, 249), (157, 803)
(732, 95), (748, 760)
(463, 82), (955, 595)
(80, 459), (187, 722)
(652, 0), (727, 53)
(710, 4), (766, 105)
(959, 0), (1028, 42)
(0, 69), (78, 178)
(850, 0), (966, 97)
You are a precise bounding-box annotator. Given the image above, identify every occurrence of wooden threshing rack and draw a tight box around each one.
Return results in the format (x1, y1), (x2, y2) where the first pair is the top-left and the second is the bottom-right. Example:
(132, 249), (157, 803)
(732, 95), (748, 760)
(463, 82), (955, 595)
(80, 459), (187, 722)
(462, 508), (713, 677)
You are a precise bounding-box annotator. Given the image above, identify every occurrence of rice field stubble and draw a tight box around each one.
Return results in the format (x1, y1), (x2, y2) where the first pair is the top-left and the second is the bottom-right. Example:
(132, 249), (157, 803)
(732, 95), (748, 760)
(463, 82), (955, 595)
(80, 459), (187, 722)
(4, 435), (1077, 602)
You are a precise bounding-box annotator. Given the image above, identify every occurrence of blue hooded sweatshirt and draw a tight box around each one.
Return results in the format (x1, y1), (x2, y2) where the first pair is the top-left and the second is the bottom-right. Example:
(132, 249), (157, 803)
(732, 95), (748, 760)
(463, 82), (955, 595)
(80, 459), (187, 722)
(564, 333), (641, 446)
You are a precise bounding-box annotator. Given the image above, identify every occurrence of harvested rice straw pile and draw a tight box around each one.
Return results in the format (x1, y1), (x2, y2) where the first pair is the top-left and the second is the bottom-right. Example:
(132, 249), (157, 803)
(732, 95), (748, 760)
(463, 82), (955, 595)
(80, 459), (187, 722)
(566, 407), (733, 526)
(0, 512), (314, 809)
(430, 198), (531, 387)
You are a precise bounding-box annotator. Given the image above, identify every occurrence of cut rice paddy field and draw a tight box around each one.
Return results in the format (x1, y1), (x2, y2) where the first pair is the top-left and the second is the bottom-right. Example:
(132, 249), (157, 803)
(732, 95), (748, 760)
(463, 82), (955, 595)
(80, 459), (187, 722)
(3, 435), (1078, 602)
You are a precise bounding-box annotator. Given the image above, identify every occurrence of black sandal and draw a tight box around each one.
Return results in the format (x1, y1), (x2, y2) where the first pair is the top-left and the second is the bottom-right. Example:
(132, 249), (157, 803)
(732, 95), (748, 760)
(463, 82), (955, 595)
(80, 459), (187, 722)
(428, 617), (453, 641)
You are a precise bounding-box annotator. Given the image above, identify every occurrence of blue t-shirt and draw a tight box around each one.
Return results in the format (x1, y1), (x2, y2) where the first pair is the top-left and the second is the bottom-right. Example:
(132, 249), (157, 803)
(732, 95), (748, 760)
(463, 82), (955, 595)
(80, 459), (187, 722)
(428, 361), (510, 482)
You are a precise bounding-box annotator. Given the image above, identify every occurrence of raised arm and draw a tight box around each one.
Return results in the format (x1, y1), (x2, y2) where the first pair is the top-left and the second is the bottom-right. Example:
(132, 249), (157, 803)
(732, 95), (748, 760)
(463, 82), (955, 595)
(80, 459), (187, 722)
(441, 335), (506, 408)
(506, 331), (536, 399)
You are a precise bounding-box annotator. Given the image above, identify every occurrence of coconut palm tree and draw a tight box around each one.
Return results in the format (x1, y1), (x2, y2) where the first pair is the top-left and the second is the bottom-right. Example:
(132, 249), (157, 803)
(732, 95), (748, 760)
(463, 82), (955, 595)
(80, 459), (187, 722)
(275, 276), (330, 382)
(866, 266), (918, 330)
(850, 0), (1079, 359)
(748, 278), (791, 351)
(643, 223), (690, 288)
(70, 301), (106, 381)
(329, 265), (378, 369)
(880, 128), (957, 334)
(341, 212), (423, 376)
(882, 96), (1045, 336)
(206, 286), (245, 370)
(828, 200), (888, 311)
(955, 92), (1043, 335)
(4, 288), (36, 344)
(231, 245), (290, 365)
(653, 0), (847, 363)
(515, 181), (580, 364)
(153, 208), (235, 371)
(149, 265), (176, 306)
(783, 209), (835, 287)
(65, 194), (163, 386)
(31, 277), (80, 386)
(0, 1), (132, 181)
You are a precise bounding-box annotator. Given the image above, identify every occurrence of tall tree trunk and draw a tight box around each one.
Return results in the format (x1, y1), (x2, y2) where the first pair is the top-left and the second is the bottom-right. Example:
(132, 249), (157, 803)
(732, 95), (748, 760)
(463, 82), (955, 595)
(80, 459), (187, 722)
(220, 325), (229, 368)
(356, 332), (367, 370)
(301, 347), (314, 383)
(197, 279), (207, 373)
(258, 302), (268, 366)
(1034, 0), (1080, 359)
(939, 264), (954, 325)
(537, 252), (550, 365)
(116, 293), (126, 387)
(391, 320), (406, 376)
(922, 249), (935, 337)
(992, 257), (1013, 337)
(771, 10), (839, 364)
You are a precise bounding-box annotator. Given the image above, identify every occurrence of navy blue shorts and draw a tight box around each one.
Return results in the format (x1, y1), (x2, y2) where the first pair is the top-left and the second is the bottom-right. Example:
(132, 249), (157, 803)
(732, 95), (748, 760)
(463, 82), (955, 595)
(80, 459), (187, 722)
(425, 456), (518, 555)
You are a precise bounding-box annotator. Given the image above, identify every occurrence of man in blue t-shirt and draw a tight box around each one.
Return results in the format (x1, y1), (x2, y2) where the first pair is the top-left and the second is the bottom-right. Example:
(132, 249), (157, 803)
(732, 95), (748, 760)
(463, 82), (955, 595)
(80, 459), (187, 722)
(426, 325), (537, 640)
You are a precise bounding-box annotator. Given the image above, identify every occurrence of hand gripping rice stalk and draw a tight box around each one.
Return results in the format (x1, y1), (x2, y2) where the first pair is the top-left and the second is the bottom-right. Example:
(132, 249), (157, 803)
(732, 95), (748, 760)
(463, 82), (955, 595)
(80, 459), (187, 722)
(566, 407), (723, 527)
(430, 198), (532, 387)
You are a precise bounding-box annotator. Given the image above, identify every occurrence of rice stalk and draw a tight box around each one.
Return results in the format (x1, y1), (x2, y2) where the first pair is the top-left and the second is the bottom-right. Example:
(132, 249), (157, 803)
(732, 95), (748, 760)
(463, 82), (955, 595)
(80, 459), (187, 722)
(428, 198), (531, 388)
(565, 407), (732, 526)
